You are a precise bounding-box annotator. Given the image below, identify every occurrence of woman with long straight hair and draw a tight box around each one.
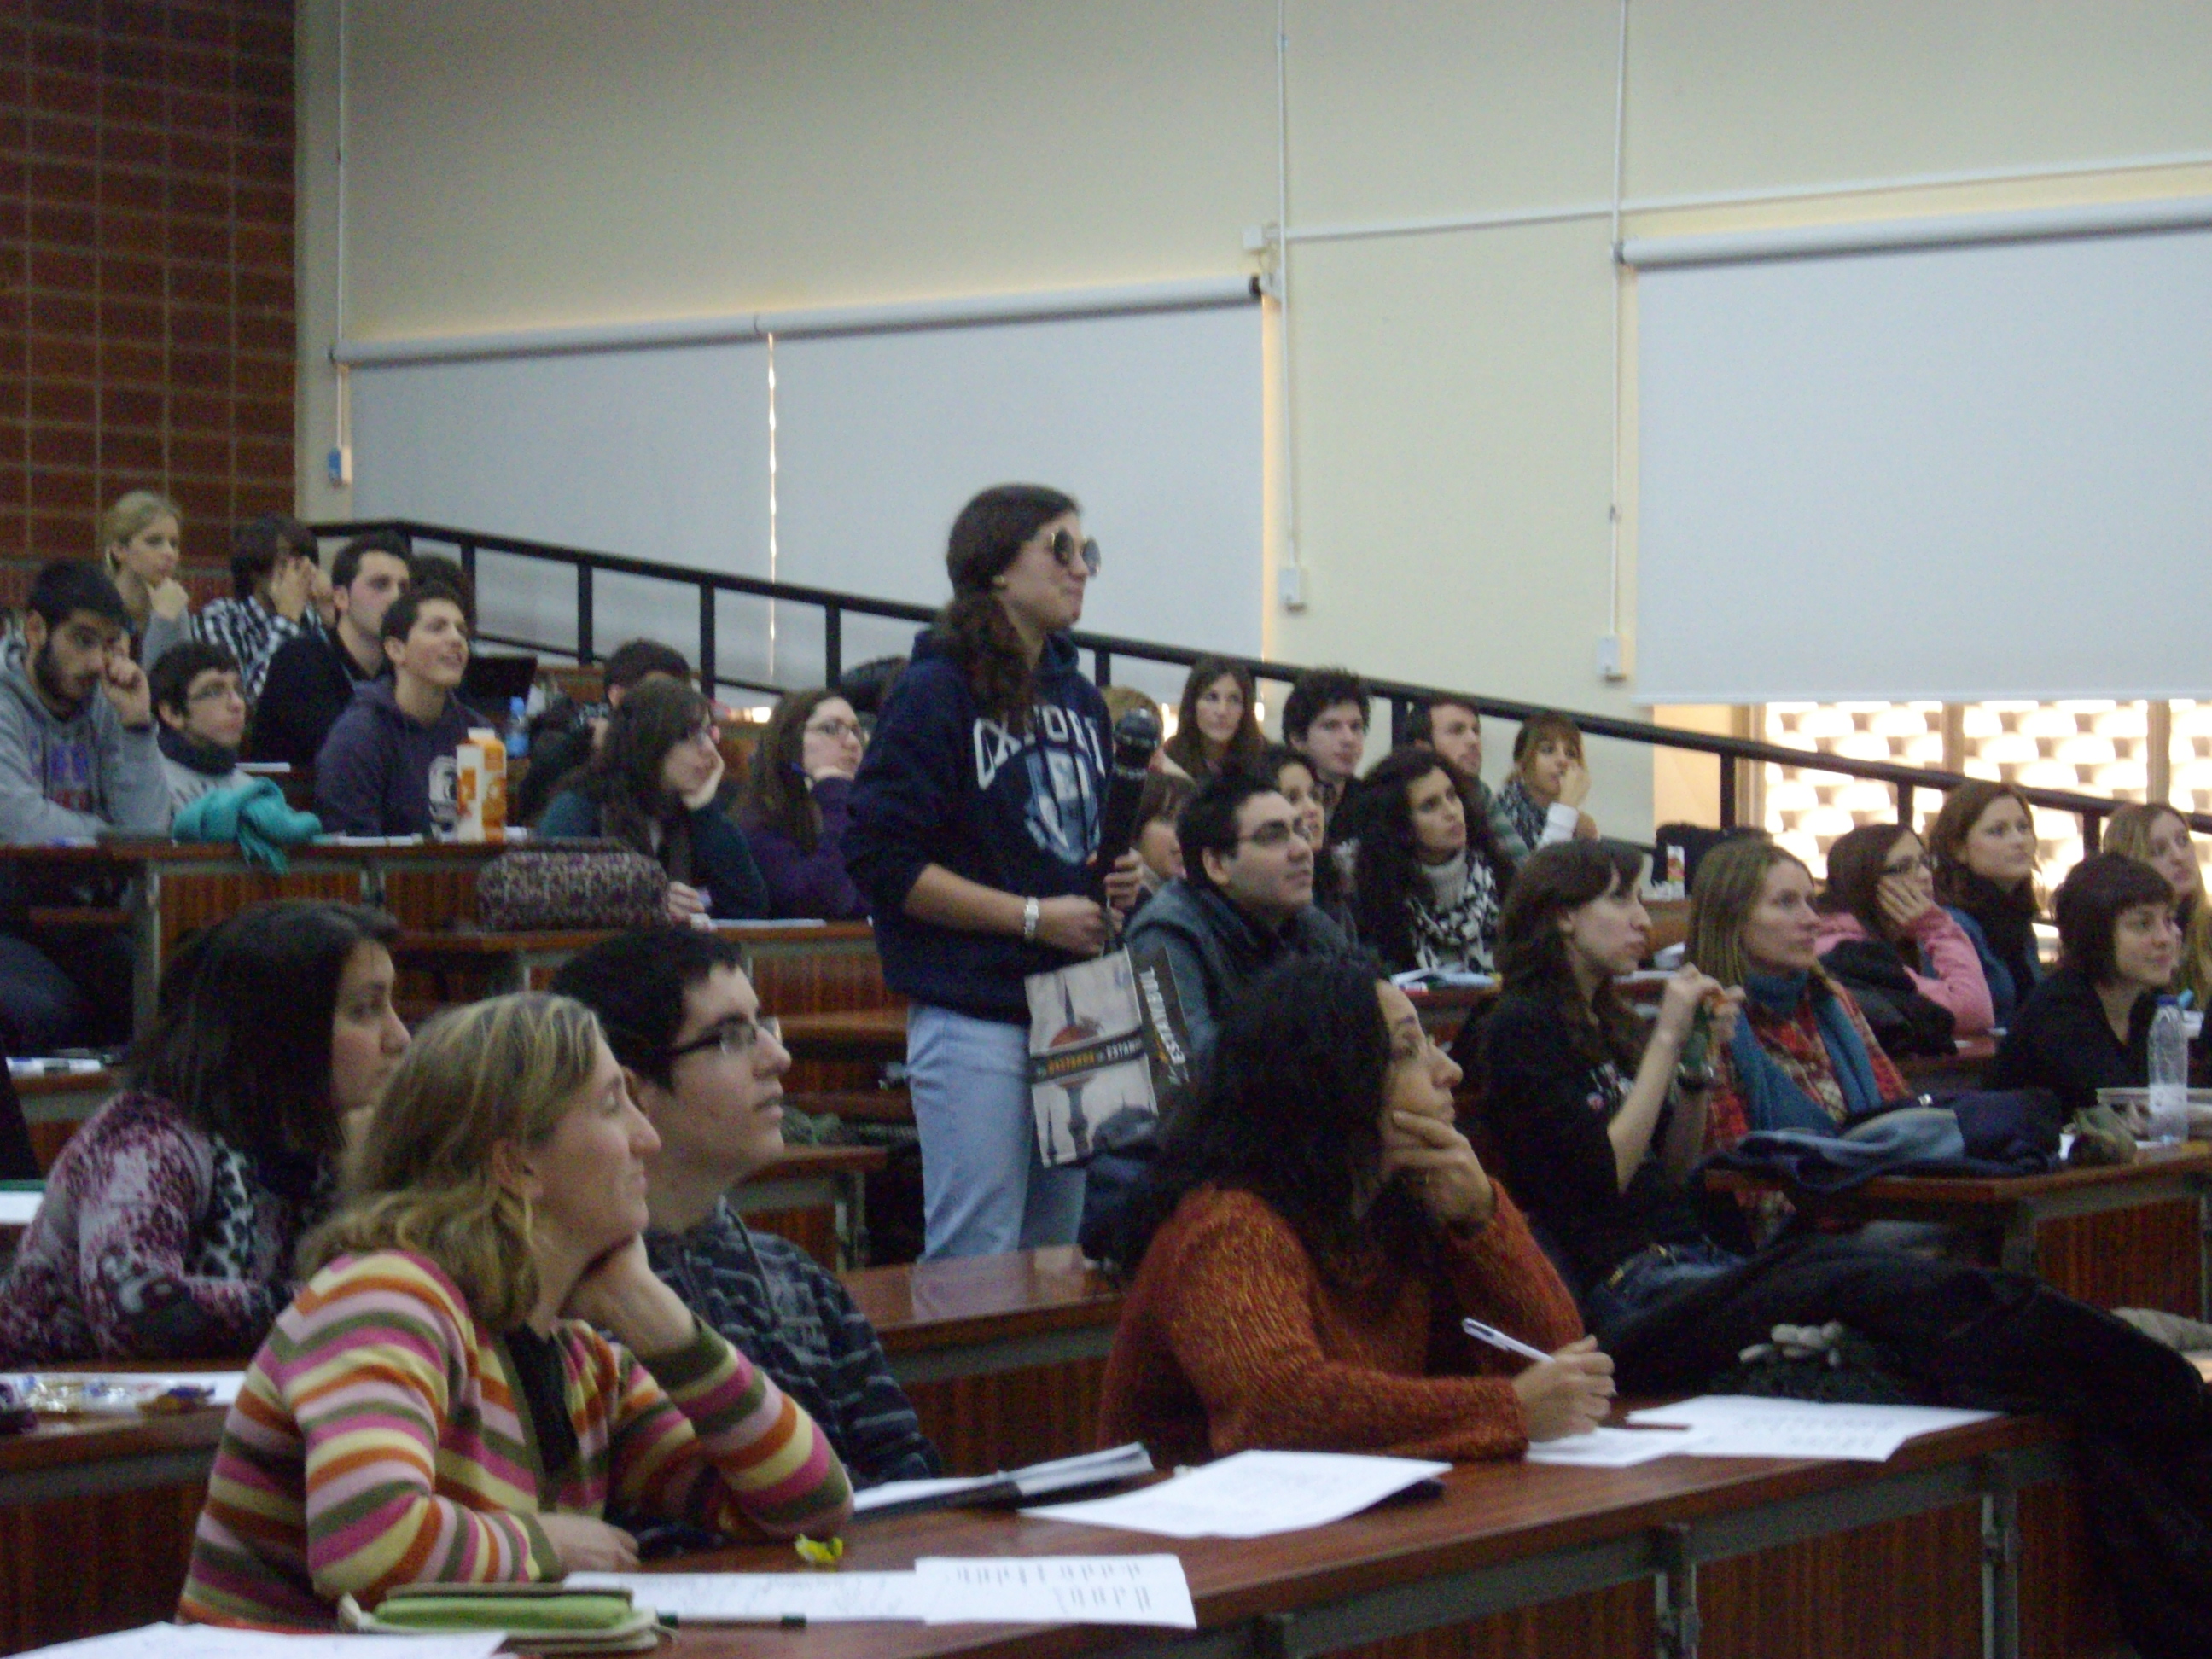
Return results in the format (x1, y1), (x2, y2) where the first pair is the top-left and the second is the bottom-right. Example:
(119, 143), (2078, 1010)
(1927, 780), (2044, 1026)
(737, 685), (869, 920)
(1813, 821), (1995, 1035)
(1161, 656), (1264, 780)
(179, 994), (851, 1627)
(538, 674), (768, 923)
(2100, 802), (2212, 1008)
(844, 485), (1141, 1259)
(1349, 746), (1516, 975)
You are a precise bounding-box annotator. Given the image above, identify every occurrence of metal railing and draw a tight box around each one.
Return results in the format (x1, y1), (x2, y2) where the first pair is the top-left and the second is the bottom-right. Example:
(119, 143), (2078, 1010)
(310, 518), (2212, 848)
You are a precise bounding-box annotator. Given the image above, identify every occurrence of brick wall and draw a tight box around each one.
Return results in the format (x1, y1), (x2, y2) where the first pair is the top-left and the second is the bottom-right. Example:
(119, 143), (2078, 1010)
(0, 0), (295, 607)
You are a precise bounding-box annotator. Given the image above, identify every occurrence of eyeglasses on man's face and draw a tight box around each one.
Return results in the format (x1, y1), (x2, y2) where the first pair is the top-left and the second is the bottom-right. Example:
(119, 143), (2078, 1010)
(1033, 527), (1102, 578)
(666, 1014), (782, 1063)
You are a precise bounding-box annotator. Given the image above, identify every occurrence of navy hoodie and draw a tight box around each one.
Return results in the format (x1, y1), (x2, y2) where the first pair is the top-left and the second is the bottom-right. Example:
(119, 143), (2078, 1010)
(844, 628), (1108, 1023)
(312, 678), (486, 838)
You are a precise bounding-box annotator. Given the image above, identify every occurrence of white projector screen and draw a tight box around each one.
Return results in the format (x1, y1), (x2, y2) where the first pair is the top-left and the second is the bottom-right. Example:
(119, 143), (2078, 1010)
(769, 302), (1266, 687)
(352, 342), (774, 683)
(1635, 226), (2212, 705)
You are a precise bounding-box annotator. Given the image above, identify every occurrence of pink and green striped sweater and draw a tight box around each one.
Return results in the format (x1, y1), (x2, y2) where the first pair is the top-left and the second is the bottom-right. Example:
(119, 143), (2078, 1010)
(178, 1249), (853, 1627)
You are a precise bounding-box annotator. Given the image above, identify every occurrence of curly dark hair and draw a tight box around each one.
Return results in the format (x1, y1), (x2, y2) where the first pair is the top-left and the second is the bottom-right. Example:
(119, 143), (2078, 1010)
(936, 484), (1078, 731)
(1280, 666), (1368, 746)
(1162, 656), (1263, 778)
(1350, 746), (1513, 974)
(577, 674), (719, 882)
(739, 686), (838, 855)
(1103, 951), (1429, 1286)
(1495, 839), (1649, 1075)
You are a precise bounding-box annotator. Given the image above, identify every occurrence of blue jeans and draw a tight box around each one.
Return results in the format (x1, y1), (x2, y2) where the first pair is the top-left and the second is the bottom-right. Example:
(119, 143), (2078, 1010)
(906, 1004), (1086, 1260)
(1585, 1240), (1744, 1345)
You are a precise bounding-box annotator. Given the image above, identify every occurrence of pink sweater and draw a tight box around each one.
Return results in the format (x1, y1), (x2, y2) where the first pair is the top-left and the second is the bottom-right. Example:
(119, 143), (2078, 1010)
(1813, 907), (1995, 1036)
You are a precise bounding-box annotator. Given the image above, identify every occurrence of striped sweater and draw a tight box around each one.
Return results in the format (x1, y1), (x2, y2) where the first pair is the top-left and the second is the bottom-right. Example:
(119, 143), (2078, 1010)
(178, 1249), (853, 1627)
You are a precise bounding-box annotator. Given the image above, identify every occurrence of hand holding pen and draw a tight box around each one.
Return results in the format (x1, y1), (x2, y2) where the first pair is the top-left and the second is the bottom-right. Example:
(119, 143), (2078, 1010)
(1464, 1318), (1616, 1442)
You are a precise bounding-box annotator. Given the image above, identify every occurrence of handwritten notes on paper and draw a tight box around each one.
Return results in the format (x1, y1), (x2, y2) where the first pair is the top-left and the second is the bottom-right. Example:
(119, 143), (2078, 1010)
(1624, 1396), (1998, 1462)
(572, 1557), (1196, 1628)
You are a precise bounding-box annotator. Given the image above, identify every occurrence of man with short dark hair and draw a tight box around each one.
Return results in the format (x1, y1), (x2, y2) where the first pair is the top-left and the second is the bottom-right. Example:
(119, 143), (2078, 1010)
(550, 928), (940, 1487)
(1123, 771), (1347, 1064)
(1280, 666), (1370, 821)
(252, 532), (413, 769)
(1408, 696), (1495, 819)
(148, 640), (252, 811)
(0, 561), (168, 841)
(312, 583), (480, 836)
(200, 515), (326, 703)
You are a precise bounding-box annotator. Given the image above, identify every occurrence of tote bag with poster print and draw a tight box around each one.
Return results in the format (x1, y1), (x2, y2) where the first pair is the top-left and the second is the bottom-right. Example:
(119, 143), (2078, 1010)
(1025, 940), (1197, 1167)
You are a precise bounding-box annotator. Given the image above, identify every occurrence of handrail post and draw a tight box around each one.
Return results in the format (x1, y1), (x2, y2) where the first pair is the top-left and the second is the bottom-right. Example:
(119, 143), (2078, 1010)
(1897, 782), (1915, 830)
(2081, 810), (2103, 853)
(457, 537), (476, 590)
(824, 603), (842, 686)
(1391, 697), (1411, 748)
(697, 585), (717, 698)
(1094, 648), (1112, 686)
(1718, 753), (1738, 830)
(576, 565), (595, 664)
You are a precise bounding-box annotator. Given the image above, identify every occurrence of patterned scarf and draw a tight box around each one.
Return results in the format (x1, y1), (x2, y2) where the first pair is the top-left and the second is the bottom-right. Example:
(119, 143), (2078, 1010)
(1409, 850), (1501, 973)
(1495, 776), (1549, 853)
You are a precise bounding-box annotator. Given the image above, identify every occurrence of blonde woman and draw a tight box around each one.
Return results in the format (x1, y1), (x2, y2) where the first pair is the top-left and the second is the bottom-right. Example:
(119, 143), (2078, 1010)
(179, 994), (852, 1629)
(98, 489), (197, 670)
(2101, 802), (2212, 1008)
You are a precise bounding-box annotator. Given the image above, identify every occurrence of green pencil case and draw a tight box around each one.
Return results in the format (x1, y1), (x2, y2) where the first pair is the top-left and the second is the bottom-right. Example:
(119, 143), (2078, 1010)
(338, 1580), (665, 1652)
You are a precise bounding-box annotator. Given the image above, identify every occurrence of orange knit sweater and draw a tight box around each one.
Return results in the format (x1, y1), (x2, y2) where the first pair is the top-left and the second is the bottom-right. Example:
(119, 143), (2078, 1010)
(1097, 1184), (1583, 1467)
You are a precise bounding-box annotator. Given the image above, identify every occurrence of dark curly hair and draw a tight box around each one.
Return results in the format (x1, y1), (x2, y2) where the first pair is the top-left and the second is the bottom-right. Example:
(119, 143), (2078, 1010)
(937, 484), (1078, 731)
(1350, 746), (1513, 974)
(577, 675), (719, 882)
(1103, 951), (1429, 1287)
(739, 686), (839, 854)
(1495, 839), (1649, 1075)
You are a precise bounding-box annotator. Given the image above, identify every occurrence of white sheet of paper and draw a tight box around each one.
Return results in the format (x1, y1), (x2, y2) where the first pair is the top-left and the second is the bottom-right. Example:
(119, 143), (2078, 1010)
(914, 1556), (1195, 1627)
(23, 1627), (505, 1659)
(566, 1571), (935, 1623)
(851, 1474), (1004, 1515)
(1023, 1449), (1447, 1539)
(1626, 1396), (1998, 1462)
(1524, 1426), (1708, 1468)
(0, 1191), (39, 1225)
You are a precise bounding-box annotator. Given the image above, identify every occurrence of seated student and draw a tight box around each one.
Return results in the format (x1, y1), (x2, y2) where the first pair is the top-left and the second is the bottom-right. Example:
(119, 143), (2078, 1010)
(1928, 779), (2044, 1026)
(178, 993), (853, 1628)
(98, 489), (196, 671)
(0, 558), (170, 841)
(2100, 802), (2212, 1007)
(516, 637), (691, 826)
(149, 641), (254, 812)
(1685, 835), (1906, 1165)
(1131, 768), (1196, 905)
(1279, 666), (1369, 824)
(1481, 841), (1748, 1336)
(1095, 953), (1608, 1465)
(0, 902), (405, 1364)
(1813, 821), (1996, 1037)
(1490, 711), (1597, 867)
(199, 515), (326, 703)
(1985, 853), (2180, 1121)
(312, 582), (482, 837)
(252, 531), (412, 771)
(550, 929), (940, 1487)
(737, 687), (869, 920)
(1253, 742), (1351, 934)
(540, 676), (767, 923)
(1161, 656), (1263, 780)
(1123, 771), (1347, 1065)
(1407, 695), (1494, 818)
(1349, 747), (1516, 976)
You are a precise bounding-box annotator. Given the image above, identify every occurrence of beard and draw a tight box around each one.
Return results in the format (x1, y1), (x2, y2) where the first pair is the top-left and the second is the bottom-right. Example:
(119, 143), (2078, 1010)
(31, 641), (89, 713)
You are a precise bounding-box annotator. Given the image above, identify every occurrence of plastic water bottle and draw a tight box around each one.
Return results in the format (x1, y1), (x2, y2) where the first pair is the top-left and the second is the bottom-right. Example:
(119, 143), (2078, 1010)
(2146, 996), (2190, 1145)
(504, 696), (530, 763)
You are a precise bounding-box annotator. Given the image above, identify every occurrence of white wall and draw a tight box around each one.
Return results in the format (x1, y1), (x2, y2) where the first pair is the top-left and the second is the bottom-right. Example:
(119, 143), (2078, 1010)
(293, 0), (2212, 837)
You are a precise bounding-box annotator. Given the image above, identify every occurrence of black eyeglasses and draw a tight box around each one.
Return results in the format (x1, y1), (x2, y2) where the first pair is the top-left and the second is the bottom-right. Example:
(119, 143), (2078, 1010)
(1035, 527), (1102, 577)
(666, 1014), (782, 1063)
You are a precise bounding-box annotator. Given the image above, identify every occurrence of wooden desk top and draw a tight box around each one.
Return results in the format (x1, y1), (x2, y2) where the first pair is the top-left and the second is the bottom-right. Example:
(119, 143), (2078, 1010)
(394, 921), (880, 952)
(15, 1068), (119, 1102)
(751, 1144), (888, 1182)
(0, 839), (508, 867)
(1705, 1136), (2212, 1205)
(782, 1007), (908, 1056)
(843, 1246), (1121, 1356)
(648, 1411), (2065, 1659)
(0, 1404), (226, 1481)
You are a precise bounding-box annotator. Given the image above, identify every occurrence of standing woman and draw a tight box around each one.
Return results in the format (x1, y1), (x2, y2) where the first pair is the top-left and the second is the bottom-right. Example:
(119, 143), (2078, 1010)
(1350, 747), (1516, 975)
(0, 902), (408, 1364)
(1928, 781), (2044, 1026)
(1490, 711), (1597, 867)
(1685, 836), (1906, 1162)
(1162, 657), (1263, 780)
(99, 489), (198, 671)
(2100, 802), (2212, 1007)
(179, 995), (851, 1628)
(538, 675), (769, 923)
(845, 485), (1139, 1259)
(1813, 822), (1995, 1036)
(738, 687), (870, 920)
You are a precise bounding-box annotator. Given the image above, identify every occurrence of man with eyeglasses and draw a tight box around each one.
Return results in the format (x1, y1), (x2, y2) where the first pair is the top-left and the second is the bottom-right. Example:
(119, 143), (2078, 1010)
(1124, 771), (1348, 1066)
(550, 927), (940, 1488)
(148, 641), (255, 812)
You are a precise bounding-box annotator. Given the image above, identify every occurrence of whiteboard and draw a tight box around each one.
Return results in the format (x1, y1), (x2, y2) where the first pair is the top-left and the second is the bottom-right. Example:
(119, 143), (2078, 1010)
(1636, 226), (2212, 704)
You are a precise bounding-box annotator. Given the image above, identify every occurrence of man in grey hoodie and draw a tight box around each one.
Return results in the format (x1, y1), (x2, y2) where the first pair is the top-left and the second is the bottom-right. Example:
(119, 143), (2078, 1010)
(0, 560), (170, 843)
